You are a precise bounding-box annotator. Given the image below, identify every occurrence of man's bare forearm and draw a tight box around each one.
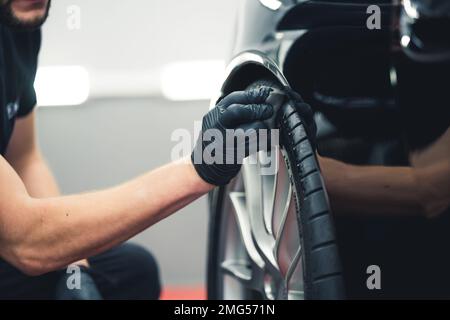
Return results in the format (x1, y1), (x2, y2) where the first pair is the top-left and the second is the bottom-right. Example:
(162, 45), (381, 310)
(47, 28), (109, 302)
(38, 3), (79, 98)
(0, 89), (277, 276)
(10, 151), (60, 198)
(12, 150), (92, 267)
(5, 112), (91, 267)
(5, 111), (60, 198)
(319, 156), (425, 216)
(0, 158), (213, 275)
(319, 129), (450, 217)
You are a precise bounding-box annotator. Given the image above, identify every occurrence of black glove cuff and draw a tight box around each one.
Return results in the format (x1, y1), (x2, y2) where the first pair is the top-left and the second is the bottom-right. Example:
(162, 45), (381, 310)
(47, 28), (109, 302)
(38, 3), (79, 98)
(190, 152), (236, 186)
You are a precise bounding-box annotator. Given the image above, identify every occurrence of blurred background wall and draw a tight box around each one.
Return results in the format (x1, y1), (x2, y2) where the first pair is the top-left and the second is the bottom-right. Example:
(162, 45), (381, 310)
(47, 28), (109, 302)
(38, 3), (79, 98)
(36, 0), (240, 289)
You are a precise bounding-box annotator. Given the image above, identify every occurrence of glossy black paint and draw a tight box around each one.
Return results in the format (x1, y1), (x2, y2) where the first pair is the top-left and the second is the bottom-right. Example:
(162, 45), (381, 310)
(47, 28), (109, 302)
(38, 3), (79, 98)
(218, 0), (403, 163)
(212, 0), (450, 300)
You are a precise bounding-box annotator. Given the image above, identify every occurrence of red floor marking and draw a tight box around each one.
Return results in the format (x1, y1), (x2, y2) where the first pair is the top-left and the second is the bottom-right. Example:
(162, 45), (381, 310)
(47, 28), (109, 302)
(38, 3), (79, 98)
(160, 285), (207, 300)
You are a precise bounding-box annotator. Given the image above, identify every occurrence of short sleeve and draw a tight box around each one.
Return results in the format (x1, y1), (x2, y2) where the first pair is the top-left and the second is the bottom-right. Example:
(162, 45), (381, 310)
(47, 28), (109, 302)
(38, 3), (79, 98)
(16, 30), (41, 118)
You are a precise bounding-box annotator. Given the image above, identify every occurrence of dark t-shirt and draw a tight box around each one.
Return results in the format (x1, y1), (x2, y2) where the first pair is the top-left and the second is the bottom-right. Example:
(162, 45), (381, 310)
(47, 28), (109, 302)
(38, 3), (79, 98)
(0, 25), (41, 155)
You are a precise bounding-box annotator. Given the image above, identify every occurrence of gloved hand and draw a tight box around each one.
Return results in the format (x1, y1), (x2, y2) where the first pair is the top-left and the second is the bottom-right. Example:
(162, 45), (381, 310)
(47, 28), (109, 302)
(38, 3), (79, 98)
(282, 86), (317, 149)
(192, 87), (274, 186)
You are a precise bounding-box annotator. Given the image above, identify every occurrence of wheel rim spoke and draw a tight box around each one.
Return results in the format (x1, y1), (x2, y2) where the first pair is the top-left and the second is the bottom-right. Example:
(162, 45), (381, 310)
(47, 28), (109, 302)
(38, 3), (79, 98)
(272, 149), (293, 238)
(274, 185), (292, 259)
(221, 260), (252, 283)
(221, 147), (305, 300)
(242, 153), (278, 269)
(286, 251), (305, 298)
(275, 195), (302, 278)
(259, 150), (277, 236)
(285, 247), (302, 285)
(229, 192), (265, 268)
(288, 290), (305, 300)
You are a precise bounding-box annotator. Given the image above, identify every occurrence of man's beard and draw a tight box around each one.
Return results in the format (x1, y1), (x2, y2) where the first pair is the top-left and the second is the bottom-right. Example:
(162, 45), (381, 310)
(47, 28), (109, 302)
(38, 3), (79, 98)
(0, 0), (51, 30)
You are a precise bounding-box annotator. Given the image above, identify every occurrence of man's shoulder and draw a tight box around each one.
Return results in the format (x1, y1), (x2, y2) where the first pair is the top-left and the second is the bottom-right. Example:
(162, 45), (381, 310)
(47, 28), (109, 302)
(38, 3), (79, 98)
(0, 24), (41, 61)
(0, 26), (42, 120)
(3, 26), (42, 60)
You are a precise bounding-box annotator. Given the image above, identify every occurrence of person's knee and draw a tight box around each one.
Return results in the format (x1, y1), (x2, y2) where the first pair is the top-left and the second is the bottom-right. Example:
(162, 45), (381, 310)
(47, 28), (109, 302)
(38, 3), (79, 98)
(120, 243), (161, 299)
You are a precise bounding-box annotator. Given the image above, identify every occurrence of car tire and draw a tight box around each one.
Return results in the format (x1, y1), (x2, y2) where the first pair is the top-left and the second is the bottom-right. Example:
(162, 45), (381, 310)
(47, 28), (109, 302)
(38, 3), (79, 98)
(207, 79), (345, 300)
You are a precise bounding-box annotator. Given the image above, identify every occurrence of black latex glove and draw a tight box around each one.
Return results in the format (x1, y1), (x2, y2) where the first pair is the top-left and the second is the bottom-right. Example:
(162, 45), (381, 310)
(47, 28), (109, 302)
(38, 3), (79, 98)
(192, 87), (274, 186)
(282, 86), (317, 149)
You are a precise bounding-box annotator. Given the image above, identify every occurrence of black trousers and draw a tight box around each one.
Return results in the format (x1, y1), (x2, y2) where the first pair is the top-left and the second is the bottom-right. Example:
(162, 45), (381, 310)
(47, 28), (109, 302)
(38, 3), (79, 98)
(0, 243), (161, 300)
(336, 213), (450, 299)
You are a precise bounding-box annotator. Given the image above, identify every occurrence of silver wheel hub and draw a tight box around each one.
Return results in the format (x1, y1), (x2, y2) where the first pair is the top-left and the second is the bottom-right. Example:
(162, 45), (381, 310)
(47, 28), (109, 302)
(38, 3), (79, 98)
(219, 148), (305, 300)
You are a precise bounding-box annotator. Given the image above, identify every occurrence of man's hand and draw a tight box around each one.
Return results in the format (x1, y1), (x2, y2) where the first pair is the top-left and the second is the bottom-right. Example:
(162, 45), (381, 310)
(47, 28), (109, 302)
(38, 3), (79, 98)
(191, 87), (274, 186)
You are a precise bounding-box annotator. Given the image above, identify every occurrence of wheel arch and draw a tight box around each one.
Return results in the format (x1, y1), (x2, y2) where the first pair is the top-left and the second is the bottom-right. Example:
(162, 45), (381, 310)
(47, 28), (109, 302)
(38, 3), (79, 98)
(210, 51), (290, 109)
(207, 50), (289, 217)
